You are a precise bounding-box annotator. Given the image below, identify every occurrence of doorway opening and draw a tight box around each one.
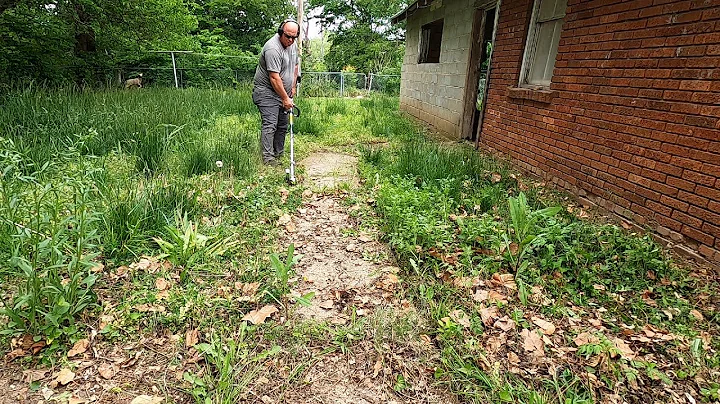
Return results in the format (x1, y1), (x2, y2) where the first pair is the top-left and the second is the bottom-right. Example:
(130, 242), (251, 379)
(460, 4), (498, 142)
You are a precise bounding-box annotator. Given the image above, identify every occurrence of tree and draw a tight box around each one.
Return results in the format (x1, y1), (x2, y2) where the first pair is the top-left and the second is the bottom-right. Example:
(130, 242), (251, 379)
(191, 0), (294, 52)
(0, 0), (197, 83)
(307, 0), (405, 74)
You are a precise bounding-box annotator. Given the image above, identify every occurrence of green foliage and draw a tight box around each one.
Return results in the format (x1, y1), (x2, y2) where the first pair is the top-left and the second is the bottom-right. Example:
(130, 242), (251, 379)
(0, 138), (99, 346)
(324, 26), (404, 73)
(308, 0), (406, 74)
(505, 192), (561, 272)
(193, 0), (293, 52)
(154, 211), (238, 279)
(0, 0), (292, 85)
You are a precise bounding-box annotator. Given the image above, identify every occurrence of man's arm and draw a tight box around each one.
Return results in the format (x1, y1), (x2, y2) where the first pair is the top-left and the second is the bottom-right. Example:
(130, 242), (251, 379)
(269, 72), (293, 110)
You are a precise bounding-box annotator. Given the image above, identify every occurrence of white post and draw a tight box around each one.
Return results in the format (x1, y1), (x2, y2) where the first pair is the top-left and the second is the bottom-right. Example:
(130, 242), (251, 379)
(171, 51), (178, 88)
(340, 73), (344, 97)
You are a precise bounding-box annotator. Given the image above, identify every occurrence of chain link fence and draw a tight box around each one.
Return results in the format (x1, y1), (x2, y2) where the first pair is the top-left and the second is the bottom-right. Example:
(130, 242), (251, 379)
(60, 66), (400, 96)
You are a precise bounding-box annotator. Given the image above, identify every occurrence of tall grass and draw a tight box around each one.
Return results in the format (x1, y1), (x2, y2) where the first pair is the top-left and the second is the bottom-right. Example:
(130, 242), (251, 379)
(0, 87), (261, 346)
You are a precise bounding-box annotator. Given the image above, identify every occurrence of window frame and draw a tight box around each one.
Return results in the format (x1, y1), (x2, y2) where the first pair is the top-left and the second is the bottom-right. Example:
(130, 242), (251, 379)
(418, 18), (444, 64)
(518, 0), (567, 88)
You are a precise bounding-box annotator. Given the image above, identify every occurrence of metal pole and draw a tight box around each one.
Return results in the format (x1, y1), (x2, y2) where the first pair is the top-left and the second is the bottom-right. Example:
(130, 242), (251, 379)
(171, 51), (178, 88)
(340, 73), (344, 97)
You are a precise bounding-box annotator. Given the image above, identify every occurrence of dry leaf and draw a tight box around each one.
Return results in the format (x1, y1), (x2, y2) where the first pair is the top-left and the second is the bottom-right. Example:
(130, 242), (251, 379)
(532, 317), (556, 335)
(99, 315), (114, 330)
(473, 289), (489, 303)
(690, 309), (704, 321)
(373, 359), (383, 378)
(449, 309), (471, 328)
(486, 333), (507, 353)
(242, 305), (278, 324)
(494, 316), (516, 331)
(491, 273), (517, 290)
(487, 290), (508, 304)
(491, 172), (502, 183)
(54, 368), (75, 385)
(155, 278), (169, 291)
(98, 363), (118, 379)
(130, 395), (164, 404)
(521, 329), (545, 357)
(279, 187), (289, 204)
(156, 290), (170, 300)
(67, 339), (90, 358)
(319, 300), (334, 310)
(23, 369), (48, 383)
(573, 332), (600, 347)
(479, 306), (499, 326)
(612, 338), (636, 360)
(277, 214), (291, 226)
(69, 395), (88, 404)
(185, 329), (199, 348)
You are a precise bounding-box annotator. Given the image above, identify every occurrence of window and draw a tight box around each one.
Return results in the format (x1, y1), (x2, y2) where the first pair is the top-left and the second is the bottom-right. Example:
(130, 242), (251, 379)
(418, 19), (444, 64)
(520, 0), (567, 87)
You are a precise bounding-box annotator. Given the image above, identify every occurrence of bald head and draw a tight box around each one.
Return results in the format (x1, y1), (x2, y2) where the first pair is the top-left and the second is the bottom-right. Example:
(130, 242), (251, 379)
(279, 20), (299, 48)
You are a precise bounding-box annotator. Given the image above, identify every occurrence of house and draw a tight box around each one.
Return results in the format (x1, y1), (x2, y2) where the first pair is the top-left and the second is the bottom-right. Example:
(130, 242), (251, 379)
(392, 0), (720, 264)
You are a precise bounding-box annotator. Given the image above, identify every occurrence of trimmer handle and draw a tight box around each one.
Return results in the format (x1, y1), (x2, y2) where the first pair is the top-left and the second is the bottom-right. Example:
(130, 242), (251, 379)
(286, 105), (300, 118)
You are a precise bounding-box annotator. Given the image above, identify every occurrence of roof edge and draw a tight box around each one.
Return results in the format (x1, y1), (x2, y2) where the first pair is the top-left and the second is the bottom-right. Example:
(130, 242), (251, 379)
(391, 0), (435, 24)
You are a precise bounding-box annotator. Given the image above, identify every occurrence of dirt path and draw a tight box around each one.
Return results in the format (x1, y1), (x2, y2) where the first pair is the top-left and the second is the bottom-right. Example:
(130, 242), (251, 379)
(273, 152), (453, 404)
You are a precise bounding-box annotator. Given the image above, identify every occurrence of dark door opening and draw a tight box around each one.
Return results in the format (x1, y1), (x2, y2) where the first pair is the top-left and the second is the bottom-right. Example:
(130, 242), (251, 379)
(460, 5), (498, 142)
(471, 7), (497, 141)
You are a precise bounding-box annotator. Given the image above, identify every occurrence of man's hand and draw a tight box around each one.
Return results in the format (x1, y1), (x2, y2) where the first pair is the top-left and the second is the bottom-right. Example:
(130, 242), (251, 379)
(283, 97), (294, 111)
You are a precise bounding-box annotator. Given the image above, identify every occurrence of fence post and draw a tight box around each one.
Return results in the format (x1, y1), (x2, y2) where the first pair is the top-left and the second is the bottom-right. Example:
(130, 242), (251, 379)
(340, 73), (344, 97)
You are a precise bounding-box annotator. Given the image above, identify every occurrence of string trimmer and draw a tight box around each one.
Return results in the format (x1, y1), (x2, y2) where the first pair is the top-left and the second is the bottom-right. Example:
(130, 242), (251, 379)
(285, 104), (301, 184)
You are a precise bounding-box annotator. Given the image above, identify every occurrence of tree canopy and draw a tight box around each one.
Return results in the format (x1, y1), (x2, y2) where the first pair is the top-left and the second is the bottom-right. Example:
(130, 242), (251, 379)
(307, 0), (406, 74)
(0, 0), (293, 84)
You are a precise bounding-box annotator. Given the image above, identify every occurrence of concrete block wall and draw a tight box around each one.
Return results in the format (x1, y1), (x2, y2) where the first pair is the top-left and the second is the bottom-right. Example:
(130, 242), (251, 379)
(399, 0), (476, 136)
(479, 0), (720, 263)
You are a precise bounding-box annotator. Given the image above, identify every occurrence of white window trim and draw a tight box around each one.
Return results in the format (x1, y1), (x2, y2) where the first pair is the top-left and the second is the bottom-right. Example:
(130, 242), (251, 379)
(518, 0), (565, 88)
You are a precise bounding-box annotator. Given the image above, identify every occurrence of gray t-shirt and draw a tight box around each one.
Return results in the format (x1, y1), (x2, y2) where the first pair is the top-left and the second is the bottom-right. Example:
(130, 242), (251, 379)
(253, 34), (298, 102)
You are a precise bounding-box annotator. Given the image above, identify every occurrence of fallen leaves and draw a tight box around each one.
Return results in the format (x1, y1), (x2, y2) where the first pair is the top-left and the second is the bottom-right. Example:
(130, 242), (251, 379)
(130, 395), (164, 404)
(242, 305), (278, 324)
(67, 339), (90, 358)
(448, 309), (471, 328)
(53, 368), (75, 386)
(185, 329), (199, 348)
(521, 329), (545, 357)
(531, 317), (556, 335)
(97, 363), (119, 379)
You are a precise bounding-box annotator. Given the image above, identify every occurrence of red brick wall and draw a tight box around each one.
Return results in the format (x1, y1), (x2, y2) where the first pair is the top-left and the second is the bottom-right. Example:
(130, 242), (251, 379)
(480, 0), (720, 263)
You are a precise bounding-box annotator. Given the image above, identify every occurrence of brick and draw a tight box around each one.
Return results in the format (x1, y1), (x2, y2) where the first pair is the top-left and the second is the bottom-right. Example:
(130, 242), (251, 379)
(667, 175), (698, 192)
(703, 222), (720, 239)
(679, 190), (709, 208)
(656, 213), (683, 232)
(672, 210), (703, 228)
(680, 225), (715, 246)
(689, 205), (720, 224)
(685, 115), (719, 128)
(660, 194), (690, 212)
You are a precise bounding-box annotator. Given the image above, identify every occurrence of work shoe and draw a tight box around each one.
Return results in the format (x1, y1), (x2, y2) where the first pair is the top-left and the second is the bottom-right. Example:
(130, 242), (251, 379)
(264, 159), (281, 167)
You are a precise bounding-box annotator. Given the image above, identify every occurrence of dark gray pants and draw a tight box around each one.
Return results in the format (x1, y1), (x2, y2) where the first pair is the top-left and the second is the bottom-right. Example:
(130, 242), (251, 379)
(252, 89), (288, 163)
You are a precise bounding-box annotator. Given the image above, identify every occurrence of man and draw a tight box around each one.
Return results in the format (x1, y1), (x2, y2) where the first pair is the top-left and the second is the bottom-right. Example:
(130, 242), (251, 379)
(252, 19), (300, 166)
